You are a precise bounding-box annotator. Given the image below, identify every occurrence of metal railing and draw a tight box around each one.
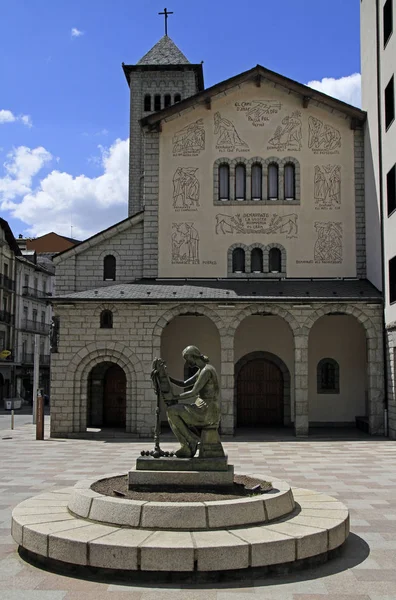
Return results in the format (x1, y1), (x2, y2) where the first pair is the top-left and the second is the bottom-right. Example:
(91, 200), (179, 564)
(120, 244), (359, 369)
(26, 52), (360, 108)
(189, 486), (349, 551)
(20, 319), (50, 334)
(22, 285), (52, 300)
(0, 274), (15, 291)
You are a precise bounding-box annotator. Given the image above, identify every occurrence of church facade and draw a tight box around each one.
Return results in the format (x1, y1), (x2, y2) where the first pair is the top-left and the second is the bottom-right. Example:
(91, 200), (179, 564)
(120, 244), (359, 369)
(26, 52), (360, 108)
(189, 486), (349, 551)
(51, 36), (385, 439)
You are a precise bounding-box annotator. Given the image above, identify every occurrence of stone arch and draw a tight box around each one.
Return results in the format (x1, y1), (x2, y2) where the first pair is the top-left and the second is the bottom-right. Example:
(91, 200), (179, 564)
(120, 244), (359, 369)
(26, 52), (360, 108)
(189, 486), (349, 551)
(66, 342), (144, 433)
(213, 157), (232, 202)
(305, 304), (377, 341)
(266, 242), (287, 275)
(152, 304), (226, 359)
(227, 243), (250, 276)
(280, 156), (301, 202)
(249, 243), (266, 274)
(234, 350), (292, 426)
(229, 303), (300, 338)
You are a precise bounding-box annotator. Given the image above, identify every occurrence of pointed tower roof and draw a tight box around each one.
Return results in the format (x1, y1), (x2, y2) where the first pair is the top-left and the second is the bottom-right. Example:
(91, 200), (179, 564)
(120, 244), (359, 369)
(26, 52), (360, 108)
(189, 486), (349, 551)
(137, 35), (190, 66)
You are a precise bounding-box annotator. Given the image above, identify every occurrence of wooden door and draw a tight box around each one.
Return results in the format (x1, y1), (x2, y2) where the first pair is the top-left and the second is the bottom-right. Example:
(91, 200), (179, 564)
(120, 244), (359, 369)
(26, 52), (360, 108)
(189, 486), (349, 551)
(237, 358), (283, 426)
(103, 365), (126, 428)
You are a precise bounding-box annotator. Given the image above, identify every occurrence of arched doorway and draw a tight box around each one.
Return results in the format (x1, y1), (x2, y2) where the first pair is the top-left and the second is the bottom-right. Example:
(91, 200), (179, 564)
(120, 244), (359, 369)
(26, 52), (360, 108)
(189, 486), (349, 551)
(87, 362), (126, 429)
(236, 354), (284, 426)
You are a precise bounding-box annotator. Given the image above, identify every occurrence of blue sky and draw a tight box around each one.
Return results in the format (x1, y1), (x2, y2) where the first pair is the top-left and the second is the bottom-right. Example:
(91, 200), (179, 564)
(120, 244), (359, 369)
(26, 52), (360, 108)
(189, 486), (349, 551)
(0, 0), (361, 240)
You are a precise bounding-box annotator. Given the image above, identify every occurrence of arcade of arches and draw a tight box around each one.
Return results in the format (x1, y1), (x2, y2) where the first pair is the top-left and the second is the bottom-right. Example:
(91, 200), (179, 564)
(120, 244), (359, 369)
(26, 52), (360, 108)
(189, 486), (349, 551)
(51, 301), (384, 438)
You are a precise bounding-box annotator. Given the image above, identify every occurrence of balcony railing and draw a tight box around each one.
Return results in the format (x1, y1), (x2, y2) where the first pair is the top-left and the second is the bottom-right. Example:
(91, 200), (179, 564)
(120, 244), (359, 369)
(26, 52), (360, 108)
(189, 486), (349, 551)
(22, 286), (52, 300)
(21, 354), (51, 366)
(20, 319), (50, 334)
(0, 310), (13, 324)
(0, 274), (15, 291)
(0, 351), (14, 362)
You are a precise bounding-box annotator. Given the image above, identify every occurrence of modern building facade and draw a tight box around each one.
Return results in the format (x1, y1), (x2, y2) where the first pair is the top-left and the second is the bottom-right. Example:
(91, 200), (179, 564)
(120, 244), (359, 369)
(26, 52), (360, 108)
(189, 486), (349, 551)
(361, 0), (396, 438)
(51, 35), (384, 439)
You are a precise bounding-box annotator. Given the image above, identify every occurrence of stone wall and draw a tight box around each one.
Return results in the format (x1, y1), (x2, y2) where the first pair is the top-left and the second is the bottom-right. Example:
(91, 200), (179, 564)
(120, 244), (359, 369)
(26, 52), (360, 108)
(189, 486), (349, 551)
(54, 216), (143, 296)
(50, 299), (385, 439)
(386, 327), (396, 438)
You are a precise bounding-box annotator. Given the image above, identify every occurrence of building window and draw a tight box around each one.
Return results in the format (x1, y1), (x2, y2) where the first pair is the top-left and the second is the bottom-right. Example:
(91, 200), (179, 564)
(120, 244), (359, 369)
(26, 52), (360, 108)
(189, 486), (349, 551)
(41, 311), (45, 324)
(385, 75), (395, 130)
(390, 256), (396, 303)
(235, 164), (246, 201)
(164, 93), (171, 108)
(251, 248), (263, 273)
(384, 0), (393, 47)
(100, 310), (113, 329)
(268, 163), (279, 199)
(174, 93), (181, 103)
(269, 248), (281, 273)
(144, 94), (151, 112)
(219, 164), (230, 200)
(32, 309), (37, 324)
(387, 165), (396, 215)
(24, 274), (29, 288)
(317, 358), (340, 394)
(232, 248), (245, 273)
(103, 255), (116, 281)
(251, 163), (262, 200)
(154, 94), (161, 111)
(284, 163), (295, 200)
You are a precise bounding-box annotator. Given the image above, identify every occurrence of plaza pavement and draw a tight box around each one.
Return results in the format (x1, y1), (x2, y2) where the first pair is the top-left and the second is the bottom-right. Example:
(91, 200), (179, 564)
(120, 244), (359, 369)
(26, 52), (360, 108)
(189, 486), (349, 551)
(1, 418), (396, 599)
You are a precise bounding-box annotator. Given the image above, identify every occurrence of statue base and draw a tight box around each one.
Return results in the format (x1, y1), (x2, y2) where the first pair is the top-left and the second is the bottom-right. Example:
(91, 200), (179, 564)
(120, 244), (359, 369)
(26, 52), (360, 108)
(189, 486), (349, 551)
(136, 456), (229, 472)
(129, 465), (234, 488)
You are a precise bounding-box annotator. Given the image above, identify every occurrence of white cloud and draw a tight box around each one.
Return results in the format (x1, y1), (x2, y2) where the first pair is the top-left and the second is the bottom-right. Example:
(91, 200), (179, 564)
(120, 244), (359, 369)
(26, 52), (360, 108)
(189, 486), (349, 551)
(1, 139), (129, 239)
(0, 109), (33, 127)
(71, 27), (84, 38)
(306, 73), (361, 108)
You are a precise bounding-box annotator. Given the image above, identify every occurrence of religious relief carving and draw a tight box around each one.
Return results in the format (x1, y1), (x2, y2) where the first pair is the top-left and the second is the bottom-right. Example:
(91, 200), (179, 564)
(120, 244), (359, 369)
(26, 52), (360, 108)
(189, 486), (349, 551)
(314, 165), (341, 209)
(308, 116), (341, 153)
(215, 213), (298, 236)
(314, 222), (343, 263)
(267, 111), (302, 151)
(214, 112), (249, 152)
(173, 167), (200, 211)
(235, 100), (282, 127)
(171, 222), (200, 264)
(172, 119), (205, 156)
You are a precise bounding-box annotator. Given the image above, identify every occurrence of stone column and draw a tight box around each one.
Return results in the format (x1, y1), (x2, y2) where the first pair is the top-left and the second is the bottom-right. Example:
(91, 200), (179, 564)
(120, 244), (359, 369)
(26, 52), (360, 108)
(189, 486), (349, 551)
(294, 331), (309, 437)
(367, 328), (385, 435)
(220, 334), (235, 436)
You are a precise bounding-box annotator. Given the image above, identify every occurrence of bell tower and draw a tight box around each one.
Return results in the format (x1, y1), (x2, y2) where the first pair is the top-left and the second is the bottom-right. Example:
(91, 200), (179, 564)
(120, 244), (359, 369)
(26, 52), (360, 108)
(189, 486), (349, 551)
(122, 36), (204, 216)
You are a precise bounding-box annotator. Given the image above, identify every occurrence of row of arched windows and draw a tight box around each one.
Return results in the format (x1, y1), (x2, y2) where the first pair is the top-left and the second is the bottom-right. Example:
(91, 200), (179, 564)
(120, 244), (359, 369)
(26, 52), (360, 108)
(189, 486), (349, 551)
(232, 247), (282, 274)
(144, 93), (182, 112)
(218, 162), (296, 202)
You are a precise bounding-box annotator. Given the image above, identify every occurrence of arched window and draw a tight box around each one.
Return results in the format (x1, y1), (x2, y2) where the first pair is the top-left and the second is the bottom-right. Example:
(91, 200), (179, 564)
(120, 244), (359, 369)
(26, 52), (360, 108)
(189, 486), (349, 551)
(268, 163), (279, 200)
(232, 248), (245, 273)
(251, 248), (263, 273)
(317, 358), (340, 393)
(219, 164), (230, 200)
(164, 93), (171, 108)
(235, 164), (246, 201)
(251, 163), (262, 200)
(174, 93), (181, 103)
(144, 94), (151, 112)
(284, 163), (295, 200)
(103, 255), (116, 281)
(269, 248), (281, 273)
(100, 310), (113, 329)
(154, 94), (161, 111)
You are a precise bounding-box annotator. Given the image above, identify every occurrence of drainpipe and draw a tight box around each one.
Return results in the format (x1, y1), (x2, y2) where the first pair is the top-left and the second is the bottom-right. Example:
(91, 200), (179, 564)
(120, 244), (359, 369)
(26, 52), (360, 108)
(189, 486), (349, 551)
(375, 0), (389, 436)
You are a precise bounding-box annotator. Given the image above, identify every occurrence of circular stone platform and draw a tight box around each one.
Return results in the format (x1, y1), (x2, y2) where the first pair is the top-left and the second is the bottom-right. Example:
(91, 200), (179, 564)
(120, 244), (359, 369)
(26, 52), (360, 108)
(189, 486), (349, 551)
(11, 474), (350, 573)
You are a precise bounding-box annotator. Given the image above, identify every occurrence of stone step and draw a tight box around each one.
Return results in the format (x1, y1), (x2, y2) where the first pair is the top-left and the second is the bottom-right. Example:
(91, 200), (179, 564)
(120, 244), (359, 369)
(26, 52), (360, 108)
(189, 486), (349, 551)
(12, 486), (349, 572)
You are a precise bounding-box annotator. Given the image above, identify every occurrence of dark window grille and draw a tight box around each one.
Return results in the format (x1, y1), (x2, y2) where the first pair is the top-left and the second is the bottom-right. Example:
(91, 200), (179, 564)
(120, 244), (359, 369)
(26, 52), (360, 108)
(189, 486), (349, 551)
(100, 310), (113, 329)
(384, 0), (393, 47)
(387, 164), (396, 215)
(251, 163), (262, 200)
(154, 94), (161, 111)
(174, 93), (181, 103)
(164, 94), (171, 108)
(317, 358), (340, 393)
(385, 75), (395, 130)
(232, 248), (245, 273)
(268, 163), (279, 199)
(103, 255), (116, 281)
(284, 163), (295, 199)
(390, 256), (396, 303)
(251, 248), (263, 273)
(219, 164), (230, 200)
(269, 248), (281, 273)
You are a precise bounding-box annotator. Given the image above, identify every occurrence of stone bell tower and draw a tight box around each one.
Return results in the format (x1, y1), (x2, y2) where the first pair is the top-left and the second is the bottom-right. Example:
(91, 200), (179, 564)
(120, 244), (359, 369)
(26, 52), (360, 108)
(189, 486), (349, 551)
(122, 35), (204, 216)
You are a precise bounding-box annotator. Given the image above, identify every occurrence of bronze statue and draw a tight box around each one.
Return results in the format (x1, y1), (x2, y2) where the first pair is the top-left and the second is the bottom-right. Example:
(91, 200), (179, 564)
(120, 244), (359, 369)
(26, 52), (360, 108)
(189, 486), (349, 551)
(151, 346), (222, 459)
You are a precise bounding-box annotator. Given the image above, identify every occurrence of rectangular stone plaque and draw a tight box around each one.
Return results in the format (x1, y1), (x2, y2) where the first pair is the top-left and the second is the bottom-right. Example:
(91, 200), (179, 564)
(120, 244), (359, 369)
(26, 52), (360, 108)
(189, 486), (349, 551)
(136, 456), (229, 472)
(129, 466), (234, 488)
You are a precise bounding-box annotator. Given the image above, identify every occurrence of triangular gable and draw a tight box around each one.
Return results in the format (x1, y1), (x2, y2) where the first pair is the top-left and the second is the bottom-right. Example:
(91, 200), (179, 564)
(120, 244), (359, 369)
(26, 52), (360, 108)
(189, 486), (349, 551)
(53, 211), (144, 264)
(141, 65), (365, 129)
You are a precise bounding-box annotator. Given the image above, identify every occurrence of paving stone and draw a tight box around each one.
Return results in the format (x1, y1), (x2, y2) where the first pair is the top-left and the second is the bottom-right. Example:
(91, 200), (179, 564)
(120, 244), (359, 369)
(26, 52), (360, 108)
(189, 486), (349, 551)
(23, 520), (91, 556)
(192, 530), (249, 571)
(139, 531), (194, 571)
(48, 524), (117, 565)
(265, 521), (328, 559)
(233, 525), (296, 566)
(89, 528), (152, 569)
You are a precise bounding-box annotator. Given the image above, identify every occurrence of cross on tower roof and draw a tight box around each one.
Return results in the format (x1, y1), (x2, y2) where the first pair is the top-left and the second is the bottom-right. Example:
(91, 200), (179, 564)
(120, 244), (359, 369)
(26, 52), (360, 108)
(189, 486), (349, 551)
(159, 7), (173, 36)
